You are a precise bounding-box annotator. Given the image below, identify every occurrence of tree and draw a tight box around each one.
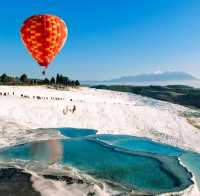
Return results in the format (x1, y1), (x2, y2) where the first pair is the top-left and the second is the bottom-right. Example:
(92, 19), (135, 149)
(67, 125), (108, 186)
(70, 80), (76, 87)
(0, 74), (9, 83)
(56, 74), (60, 84)
(75, 80), (80, 86)
(43, 78), (50, 85)
(50, 77), (55, 85)
(59, 74), (64, 84)
(20, 74), (28, 83)
(63, 76), (69, 86)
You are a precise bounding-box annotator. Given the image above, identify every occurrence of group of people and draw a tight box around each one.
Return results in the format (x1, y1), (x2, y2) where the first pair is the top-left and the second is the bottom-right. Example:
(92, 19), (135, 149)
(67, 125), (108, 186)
(0, 91), (77, 115)
(0, 92), (12, 96)
(0, 91), (65, 101)
(22, 94), (65, 101)
(63, 105), (76, 115)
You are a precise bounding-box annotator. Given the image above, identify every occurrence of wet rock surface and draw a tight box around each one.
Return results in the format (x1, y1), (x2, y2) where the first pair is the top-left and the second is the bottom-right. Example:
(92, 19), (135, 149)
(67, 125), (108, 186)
(0, 168), (40, 196)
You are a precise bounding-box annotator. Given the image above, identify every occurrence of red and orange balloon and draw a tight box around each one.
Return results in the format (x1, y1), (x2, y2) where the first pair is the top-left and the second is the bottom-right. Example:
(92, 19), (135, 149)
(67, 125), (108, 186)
(20, 14), (68, 69)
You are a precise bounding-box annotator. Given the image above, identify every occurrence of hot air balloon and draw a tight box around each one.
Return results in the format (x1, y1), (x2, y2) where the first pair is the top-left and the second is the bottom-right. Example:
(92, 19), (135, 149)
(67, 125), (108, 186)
(20, 14), (68, 74)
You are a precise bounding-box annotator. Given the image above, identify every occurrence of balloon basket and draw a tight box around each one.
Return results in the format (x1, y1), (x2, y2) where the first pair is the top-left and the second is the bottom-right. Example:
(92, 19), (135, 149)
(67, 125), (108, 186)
(42, 70), (46, 76)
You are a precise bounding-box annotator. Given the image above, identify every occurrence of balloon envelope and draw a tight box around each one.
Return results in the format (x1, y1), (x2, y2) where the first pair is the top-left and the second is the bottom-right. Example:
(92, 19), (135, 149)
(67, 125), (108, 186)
(20, 14), (68, 68)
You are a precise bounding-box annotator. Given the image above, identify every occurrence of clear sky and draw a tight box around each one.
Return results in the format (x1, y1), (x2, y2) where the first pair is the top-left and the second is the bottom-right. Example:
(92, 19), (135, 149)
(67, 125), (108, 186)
(0, 0), (200, 80)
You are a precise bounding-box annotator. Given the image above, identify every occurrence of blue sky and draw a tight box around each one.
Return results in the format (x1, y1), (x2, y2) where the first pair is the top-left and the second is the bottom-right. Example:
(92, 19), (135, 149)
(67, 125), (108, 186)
(0, 0), (200, 80)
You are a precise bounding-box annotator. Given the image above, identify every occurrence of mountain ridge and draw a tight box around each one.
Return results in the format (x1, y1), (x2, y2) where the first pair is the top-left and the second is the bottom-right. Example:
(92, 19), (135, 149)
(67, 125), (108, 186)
(104, 71), (197, 83)
(82, 71), (197, 84)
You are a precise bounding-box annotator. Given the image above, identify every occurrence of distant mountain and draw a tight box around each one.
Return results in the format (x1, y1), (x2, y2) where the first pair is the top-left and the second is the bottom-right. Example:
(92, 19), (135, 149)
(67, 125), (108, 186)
(81, 71), (198, 86)
(104, 71), (197, 83)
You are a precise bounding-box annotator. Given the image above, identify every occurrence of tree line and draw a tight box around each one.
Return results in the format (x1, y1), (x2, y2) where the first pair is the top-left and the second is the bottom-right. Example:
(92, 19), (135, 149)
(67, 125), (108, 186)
(0, 73), (80, 87)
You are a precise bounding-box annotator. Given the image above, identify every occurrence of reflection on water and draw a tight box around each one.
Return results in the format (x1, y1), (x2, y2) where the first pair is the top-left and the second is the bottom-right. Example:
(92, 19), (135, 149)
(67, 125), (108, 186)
(0, 128), (194, 195)
(30, 140), (63, 164)
(0, 140), (63, 166)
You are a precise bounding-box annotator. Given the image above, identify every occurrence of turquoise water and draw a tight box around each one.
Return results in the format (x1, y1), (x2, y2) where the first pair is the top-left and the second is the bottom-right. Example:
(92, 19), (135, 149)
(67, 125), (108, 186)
(60, 139), (192, 194)
(94, 134), (183, 156)
(180, 152), (200, 189)
(0, 128), (195, 194)
(58, 128), (97, 138)
(58, 128), (183, 156)
(0, 139), (193, 194)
